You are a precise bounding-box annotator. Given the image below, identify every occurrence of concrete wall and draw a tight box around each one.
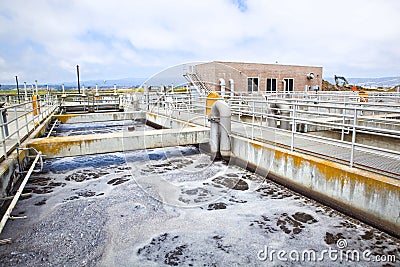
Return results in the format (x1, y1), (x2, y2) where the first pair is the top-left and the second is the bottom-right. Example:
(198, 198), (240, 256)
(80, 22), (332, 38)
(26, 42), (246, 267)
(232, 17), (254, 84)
(230, 136), (400, 237)
(27, 127), (210, 158)
(194, 61), (323, 93)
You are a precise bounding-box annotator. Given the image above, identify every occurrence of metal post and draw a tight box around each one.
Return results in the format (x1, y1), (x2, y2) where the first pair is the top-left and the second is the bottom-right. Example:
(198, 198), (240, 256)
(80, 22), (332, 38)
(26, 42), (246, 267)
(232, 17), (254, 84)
(24, 102), (29, 134)
(0, 110), (7, 157)
(1, 106), (8, 137)
(14, 106), (20, 143)
(341, 104), (346, 141)
(251, 100), (255, 140)
(291, 103), (296, 151)
(144, 84), (149, 111)
(349, 108), (357, 167)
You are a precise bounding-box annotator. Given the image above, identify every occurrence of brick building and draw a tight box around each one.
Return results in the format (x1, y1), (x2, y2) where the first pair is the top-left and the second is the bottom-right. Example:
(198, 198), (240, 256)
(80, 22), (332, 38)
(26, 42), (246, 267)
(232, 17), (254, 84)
(192, 61), (323, 93)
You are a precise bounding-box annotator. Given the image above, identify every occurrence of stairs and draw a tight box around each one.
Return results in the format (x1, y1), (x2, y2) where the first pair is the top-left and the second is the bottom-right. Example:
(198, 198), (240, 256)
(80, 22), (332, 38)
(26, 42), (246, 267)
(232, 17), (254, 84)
(183, 72), (211, 95)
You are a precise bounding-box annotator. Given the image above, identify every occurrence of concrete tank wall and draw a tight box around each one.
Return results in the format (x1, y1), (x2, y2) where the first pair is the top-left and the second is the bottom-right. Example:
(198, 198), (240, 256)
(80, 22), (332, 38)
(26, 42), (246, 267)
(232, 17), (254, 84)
(230, 136), (400, 237)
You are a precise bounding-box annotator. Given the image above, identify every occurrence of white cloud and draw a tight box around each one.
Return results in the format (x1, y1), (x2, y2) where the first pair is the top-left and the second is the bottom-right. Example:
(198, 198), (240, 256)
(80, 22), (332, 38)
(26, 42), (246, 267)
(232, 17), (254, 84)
(0, 0), (399, 83)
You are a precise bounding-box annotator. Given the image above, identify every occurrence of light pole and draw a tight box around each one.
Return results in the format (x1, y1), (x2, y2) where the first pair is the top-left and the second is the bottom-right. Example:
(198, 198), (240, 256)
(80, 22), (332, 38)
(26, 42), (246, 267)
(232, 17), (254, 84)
(76, 65), (81, 94)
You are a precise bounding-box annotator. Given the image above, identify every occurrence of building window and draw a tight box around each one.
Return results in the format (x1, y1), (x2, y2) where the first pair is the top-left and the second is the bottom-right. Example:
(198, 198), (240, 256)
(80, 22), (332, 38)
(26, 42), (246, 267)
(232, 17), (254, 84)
(247, 77), (259, 92)
(283, 78), (294, 92)
(266, 78), (277, 92)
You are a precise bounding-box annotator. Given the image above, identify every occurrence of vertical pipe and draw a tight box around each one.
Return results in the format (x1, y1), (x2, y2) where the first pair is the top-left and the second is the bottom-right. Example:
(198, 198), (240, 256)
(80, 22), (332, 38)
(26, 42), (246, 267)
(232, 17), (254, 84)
(62, 84), (65, 95)
(219, 79), (225, 97)
(209, 100), (231, 160)
(95, 84), (99, 96)
(229, 79), (234, 97)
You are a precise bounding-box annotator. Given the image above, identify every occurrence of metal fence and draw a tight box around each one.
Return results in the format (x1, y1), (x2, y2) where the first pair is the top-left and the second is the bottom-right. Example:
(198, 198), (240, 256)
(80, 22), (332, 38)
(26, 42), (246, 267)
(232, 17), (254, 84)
(59, 94), (122, 113)
(0, 95), (58, 159)
(128, 91), (400, 178)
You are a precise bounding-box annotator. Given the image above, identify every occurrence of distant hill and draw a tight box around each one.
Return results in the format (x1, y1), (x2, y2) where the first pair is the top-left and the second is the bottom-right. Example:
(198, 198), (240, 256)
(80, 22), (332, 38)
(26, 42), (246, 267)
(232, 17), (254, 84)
(324, 76), (400, 88)
(0, 77), (147, 90)
(62, 77), (147, 88)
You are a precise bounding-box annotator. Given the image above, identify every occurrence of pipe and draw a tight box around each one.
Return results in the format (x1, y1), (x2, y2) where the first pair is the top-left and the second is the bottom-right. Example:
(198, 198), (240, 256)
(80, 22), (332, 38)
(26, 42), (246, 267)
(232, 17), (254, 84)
(24, 82), (28, 101)
(209, 100), (231, 160)
(266, 102), (291, 129)
(229, 79), (234, 97)
(132, 94), (139, 111)
(219, 78), (226, 97)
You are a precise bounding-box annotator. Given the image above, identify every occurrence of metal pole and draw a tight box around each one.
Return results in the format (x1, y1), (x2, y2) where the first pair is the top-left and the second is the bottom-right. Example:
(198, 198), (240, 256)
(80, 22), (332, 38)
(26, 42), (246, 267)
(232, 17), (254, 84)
(144, 84), (149, 111)
(341, 104), (346, 141)
(24, 82), (28, 101)
(15, 76), (20, 103)
(251, 100), (255, 140)
(349, 108), (357, 167)
(76, 65), (81, 94)
(0, 111), (7, 157)
(35, 80), (38, 95)
(291, 103), (296, 151)
(14, 106), (20, 143)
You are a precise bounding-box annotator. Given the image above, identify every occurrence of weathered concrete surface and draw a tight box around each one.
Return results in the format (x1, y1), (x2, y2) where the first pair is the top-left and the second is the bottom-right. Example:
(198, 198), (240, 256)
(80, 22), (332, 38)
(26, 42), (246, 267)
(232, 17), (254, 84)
(230, 136), (400, 237)
(27, 127), (210, 158)
(54, 111), (146, 124)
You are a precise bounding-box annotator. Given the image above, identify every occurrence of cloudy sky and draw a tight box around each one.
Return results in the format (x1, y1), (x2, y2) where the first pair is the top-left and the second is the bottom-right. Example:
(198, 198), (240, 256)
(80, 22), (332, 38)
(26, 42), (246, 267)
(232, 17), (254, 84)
(0, 0), (399, 84)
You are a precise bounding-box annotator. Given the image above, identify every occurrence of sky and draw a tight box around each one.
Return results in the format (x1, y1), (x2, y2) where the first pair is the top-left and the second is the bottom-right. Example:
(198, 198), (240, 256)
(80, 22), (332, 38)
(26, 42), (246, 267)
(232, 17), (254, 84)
(0, 0), (399, 85)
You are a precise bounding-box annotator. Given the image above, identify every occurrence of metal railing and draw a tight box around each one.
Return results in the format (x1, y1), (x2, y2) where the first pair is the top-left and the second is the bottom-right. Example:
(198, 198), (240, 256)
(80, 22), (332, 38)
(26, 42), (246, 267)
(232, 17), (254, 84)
(59, 93), (122, 113)
(0, 95), (58, 160)
(126, 91), (400, 178)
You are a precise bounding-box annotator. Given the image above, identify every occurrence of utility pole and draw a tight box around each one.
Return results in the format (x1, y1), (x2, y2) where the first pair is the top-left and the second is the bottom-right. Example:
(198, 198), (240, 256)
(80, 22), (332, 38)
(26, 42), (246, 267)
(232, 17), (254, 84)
(15, 76), (20, 103)
(76, 65), (81, 94)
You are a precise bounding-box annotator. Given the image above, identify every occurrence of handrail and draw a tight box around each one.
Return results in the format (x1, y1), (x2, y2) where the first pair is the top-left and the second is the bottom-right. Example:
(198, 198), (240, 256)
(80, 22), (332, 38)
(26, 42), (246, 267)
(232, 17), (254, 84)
(0, 151), (42, 235)
(135, 91), (400, 178)
(0, 95), (58, 160)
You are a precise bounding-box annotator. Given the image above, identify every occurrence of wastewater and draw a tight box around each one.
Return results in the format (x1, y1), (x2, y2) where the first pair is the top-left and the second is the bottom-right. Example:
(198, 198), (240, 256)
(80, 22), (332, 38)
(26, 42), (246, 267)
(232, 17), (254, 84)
(0, 146), (399, 266)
